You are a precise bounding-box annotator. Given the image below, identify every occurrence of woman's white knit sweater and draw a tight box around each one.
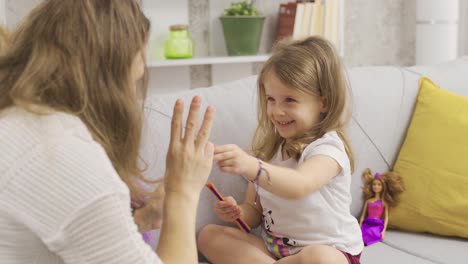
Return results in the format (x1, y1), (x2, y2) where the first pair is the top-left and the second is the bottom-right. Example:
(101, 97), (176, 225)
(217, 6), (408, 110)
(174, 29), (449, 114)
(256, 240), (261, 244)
(0, 107), (161, 263)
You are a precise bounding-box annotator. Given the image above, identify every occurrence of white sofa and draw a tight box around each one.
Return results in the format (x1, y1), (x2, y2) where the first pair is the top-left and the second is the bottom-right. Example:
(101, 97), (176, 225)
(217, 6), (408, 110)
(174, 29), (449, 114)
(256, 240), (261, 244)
(141, 57), (468, 264)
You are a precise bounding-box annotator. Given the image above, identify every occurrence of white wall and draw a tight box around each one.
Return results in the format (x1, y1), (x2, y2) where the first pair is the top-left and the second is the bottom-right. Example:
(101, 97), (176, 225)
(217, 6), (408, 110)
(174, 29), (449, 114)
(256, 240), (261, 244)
(5, 0), (468, 93)
(0, 0), (5, 25)
(460, 0), (468, 55)
(5, 0), (40, 29)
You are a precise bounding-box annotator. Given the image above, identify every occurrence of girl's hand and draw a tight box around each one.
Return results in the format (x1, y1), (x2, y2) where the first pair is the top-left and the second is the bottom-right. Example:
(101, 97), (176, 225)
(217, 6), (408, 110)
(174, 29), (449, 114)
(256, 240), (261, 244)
(381, 230), (386, 240)
(133, 200), (163, 232)
(164, 96), (215, 198)
(133, 185), (165, 233)
(213, 196), (242, 222)
(213, 144), (257, 177)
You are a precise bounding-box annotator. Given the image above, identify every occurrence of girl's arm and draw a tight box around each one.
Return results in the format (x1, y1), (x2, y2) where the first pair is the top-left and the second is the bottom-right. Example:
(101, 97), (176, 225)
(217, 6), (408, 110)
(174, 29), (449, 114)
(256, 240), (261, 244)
(359, 200), (369, 226)
(218, 150), (340, 199)
(253, 155), (341, 199)
(238, 182), (263, 228)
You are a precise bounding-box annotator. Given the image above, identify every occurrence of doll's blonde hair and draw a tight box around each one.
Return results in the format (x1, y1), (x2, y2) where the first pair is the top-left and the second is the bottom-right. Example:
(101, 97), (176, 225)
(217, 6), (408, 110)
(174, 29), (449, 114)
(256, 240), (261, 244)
(362, 168), (405, 207)
(0, 0), (152, 201)
(252, 36), (354, 170)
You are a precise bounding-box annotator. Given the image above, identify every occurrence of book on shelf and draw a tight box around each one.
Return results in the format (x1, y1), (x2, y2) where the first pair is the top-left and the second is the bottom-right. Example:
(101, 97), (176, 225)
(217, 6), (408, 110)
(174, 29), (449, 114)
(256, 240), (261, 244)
(324, 0), (339, 47)
(276, 2), (298, 41)
(298, 1), (314, 39)
(310, 0), (324, 37)
(276, 0), (341, 51)
(291, 2), (304, 39)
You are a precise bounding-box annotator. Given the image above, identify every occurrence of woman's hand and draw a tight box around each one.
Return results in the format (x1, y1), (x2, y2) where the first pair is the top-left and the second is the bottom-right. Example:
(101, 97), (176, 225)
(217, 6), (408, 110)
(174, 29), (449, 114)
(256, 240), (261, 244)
(164, 96), (215, 198)
(157, 96), (215, 263)
(213, 196), (242, 222)
(213, 144), (257, 178)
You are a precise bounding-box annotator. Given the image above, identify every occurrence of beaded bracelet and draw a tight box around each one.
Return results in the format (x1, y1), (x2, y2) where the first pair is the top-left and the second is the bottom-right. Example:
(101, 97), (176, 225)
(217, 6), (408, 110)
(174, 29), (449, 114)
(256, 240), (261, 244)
(250, 158), (272, 205)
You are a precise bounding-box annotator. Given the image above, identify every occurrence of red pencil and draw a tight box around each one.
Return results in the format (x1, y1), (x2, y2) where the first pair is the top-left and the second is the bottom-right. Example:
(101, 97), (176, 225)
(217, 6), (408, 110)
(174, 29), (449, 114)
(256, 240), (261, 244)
(205, 182), (251, 233)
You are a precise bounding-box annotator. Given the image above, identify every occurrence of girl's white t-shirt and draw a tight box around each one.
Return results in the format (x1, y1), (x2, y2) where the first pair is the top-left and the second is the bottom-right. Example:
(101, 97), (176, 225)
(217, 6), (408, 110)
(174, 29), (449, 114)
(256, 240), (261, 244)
(258, 131), (364, 255)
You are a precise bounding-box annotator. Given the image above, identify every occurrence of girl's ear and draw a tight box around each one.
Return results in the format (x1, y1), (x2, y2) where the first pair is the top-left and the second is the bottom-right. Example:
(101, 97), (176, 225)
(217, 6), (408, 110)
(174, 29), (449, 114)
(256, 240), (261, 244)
(319, 96), (328, 113)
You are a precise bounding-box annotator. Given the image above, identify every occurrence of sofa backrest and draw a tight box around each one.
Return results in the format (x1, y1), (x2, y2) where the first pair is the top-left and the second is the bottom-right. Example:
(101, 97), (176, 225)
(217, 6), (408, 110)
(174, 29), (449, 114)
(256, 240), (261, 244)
(141, 76), (259, 232)
(140, 57), (468, 233)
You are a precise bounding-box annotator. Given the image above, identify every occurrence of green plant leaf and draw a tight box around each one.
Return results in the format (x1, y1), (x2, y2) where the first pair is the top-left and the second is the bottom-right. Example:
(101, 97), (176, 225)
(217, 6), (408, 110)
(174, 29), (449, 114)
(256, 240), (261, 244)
(223, 0), (261, 16)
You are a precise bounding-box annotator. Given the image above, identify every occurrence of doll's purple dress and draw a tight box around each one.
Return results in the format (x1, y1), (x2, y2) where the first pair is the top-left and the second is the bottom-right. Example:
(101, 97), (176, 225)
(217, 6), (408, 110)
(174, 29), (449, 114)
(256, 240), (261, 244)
(361, 199), (385, 246)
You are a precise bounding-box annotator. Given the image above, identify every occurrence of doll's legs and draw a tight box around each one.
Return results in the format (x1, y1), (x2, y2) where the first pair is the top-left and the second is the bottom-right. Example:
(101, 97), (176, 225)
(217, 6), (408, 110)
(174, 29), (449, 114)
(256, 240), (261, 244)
(274, 245), (349, 264)
(198, 224), (276, 264)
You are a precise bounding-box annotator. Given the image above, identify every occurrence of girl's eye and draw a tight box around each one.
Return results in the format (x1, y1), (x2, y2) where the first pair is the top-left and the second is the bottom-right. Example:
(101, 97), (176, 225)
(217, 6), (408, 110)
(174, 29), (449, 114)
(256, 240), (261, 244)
(285, 97), (297, 103)
(266, 96), (275, 102)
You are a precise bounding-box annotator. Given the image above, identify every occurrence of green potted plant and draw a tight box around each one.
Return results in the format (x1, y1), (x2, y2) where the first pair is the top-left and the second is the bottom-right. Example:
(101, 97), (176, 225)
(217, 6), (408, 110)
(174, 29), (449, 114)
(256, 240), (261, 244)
(220, 0), (265, 56)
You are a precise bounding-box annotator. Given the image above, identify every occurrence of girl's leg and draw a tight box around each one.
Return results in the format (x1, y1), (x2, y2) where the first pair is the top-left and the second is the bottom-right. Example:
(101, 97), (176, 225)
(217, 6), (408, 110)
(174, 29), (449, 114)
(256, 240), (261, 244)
(274, 245), (348, 264)
(197, 224), (276, 264)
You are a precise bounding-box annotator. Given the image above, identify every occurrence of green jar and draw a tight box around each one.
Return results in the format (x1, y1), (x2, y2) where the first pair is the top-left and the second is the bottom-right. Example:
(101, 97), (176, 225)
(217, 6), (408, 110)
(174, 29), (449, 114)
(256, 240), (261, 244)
(164, 25), (194, 59)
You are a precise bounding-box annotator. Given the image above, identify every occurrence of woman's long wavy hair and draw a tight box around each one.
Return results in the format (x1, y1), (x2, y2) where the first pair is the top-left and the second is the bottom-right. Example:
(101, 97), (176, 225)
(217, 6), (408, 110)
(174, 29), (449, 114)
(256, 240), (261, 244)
(0, 26), (9, 51)
(252, 36), (354, 171)
(362, 168), (405, 208)
(0, 0), (151, 200)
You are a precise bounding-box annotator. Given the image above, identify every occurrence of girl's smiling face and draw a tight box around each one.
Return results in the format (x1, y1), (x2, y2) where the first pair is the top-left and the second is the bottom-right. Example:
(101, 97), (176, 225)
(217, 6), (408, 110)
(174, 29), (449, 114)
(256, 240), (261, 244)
(264, 72), (326, 142)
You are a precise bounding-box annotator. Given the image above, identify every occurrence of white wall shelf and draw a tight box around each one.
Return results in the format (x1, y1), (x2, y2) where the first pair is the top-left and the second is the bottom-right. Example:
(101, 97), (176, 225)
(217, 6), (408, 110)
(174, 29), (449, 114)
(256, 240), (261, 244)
(143, 0), (345, 95)
(147, 54), (270, 67)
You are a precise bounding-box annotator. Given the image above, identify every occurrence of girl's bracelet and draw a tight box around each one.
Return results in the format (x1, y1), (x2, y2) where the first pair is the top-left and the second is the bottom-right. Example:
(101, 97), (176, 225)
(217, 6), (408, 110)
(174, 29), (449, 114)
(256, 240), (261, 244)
(249, 158), (272, 205)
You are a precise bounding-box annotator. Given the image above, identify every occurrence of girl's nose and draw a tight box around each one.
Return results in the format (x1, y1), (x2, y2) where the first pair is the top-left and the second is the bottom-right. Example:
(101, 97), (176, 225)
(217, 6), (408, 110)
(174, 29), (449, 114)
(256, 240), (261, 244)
(272, 105), (286, 116)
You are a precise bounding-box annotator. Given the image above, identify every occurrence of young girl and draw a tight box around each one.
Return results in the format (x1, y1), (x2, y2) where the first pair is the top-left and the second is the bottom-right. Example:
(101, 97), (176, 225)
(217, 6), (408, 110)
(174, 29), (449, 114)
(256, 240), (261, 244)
(197, 36), (363, 264)
(359, 168), (405, 246)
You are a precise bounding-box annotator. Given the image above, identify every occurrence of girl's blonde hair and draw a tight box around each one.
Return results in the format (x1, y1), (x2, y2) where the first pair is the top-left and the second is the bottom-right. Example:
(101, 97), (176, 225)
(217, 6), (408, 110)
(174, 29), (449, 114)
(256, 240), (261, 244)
(253, 36), (354, 170)
(0, 0), (151, 201)
(362, 168), (405, 208)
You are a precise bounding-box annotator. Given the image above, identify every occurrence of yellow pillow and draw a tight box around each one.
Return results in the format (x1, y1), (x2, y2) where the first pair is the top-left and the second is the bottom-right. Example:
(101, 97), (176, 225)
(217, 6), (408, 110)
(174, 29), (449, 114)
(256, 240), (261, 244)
(390, 77), (468, 238)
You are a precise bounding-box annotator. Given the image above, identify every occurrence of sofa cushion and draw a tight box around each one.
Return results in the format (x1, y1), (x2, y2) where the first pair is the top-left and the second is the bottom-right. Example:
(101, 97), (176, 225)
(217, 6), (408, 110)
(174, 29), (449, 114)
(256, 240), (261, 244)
(390, 77), (468, 238)
(361, 242), (435, 264)
(383, 230), (468, 264)
(346, 66), (409, 217)
(408, 57), (468, 98)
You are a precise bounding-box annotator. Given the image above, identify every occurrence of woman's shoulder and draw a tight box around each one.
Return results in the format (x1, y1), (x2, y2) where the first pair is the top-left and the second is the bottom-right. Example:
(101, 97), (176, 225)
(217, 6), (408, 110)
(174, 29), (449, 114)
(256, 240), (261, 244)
(1, 106), (93, 143)
(1, 107), (99, 181)
(1, 107), (128, 214)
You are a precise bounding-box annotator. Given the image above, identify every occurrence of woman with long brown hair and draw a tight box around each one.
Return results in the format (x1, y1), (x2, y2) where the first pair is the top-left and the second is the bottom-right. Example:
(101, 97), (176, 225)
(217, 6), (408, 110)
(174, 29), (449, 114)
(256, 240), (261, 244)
(0, 1), (214, 263)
